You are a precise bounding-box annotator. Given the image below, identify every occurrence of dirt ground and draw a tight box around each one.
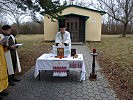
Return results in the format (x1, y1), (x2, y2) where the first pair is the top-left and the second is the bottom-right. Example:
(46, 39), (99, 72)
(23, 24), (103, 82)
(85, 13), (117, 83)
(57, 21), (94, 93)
(16, 35), (54, 75)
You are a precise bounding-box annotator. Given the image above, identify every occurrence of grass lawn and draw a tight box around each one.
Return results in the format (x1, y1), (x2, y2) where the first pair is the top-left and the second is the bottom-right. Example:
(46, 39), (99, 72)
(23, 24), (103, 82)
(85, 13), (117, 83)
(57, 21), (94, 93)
(87, 35), (133, 100)
(15, 34), (54, 75)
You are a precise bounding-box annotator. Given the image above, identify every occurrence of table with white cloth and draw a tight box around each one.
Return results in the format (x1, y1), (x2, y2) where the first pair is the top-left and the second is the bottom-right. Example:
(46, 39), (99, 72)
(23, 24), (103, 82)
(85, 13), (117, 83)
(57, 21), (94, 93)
(34, 54), (86, 82)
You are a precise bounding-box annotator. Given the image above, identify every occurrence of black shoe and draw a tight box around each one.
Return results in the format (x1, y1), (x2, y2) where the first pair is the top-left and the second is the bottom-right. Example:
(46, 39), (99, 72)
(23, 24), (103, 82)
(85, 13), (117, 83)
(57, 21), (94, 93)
(0, 96), (3, 100)
(12, 74), (21, 82)
(0, 91), (9, 96)
(8, 75), (15, 86)
(13, 78), (21, 82)
(9, 81), (15, 86)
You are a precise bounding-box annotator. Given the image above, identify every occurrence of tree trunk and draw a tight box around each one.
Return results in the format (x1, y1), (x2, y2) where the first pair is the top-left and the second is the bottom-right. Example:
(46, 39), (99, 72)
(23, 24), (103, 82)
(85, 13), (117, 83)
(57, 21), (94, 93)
(122, 23), (128, 37)
(17, 23), (20, 34)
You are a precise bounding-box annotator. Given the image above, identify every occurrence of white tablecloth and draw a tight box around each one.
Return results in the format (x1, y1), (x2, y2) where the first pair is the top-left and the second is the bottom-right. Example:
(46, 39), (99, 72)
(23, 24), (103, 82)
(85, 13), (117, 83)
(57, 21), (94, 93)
(34, 54), (86, 81)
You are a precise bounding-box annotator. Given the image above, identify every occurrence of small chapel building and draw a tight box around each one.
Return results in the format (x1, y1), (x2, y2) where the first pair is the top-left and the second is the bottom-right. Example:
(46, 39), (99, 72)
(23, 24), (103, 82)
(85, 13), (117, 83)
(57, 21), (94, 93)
(44, 5), (105, 42)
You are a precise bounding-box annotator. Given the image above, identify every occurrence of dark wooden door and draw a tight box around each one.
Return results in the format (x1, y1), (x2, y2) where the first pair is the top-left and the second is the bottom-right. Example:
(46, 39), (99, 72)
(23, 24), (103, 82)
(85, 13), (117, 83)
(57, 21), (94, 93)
(65, 16), (79, 42)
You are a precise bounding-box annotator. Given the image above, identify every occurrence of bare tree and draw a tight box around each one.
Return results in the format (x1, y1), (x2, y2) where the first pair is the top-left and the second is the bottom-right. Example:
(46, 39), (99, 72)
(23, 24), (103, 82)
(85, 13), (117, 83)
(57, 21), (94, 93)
(0, 0), (65, 23)
(63, 0), (91, 7)
(91, 0), (133, 37)
(0, 0), (29, 33)
(131, 20), (133, 33)
(4, 3), (31, 34)
(0, 0), (42, 34)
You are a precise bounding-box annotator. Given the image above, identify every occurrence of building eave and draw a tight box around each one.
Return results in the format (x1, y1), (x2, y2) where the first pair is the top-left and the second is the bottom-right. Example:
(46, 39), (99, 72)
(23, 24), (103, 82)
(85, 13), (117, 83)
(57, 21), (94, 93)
(64, 5), (106, 15)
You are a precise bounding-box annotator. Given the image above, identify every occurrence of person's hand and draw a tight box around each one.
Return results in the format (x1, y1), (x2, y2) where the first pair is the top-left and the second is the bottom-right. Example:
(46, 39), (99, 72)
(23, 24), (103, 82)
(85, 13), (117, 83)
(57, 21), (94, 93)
(0, 40), (8, 44)
(58, 43), (64, 46)
(3, 40), (8, 43)
(11, 45), (16, 49)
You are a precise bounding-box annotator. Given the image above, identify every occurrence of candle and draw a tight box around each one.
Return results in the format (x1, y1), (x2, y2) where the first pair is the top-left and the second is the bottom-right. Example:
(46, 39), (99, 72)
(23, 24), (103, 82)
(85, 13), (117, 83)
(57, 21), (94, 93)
(93, 48), (96, 53)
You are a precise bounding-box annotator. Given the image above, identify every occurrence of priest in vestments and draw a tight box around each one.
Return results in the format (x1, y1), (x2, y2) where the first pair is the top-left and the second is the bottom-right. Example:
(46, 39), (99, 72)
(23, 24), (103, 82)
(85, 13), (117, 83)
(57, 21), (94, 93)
(0, 25), (21, 86)
(0, 35), (9, 98)
(55, 25), (71, 47)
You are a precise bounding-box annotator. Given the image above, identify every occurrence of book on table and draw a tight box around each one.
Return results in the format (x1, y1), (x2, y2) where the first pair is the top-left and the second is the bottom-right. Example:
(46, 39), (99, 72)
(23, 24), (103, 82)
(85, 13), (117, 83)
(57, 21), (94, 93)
(53, 45), (71, 58)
